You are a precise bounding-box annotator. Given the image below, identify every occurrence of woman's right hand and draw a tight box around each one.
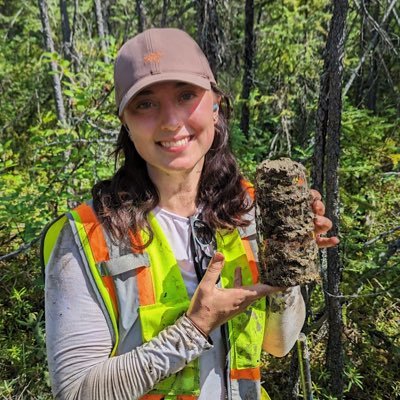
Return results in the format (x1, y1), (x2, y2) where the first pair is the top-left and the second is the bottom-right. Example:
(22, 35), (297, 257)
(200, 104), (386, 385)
(186, 252), (285, 336)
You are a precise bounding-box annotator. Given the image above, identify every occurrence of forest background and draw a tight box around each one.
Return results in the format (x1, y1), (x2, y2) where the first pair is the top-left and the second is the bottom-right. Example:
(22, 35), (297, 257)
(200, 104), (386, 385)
(0, 0), (399, 399)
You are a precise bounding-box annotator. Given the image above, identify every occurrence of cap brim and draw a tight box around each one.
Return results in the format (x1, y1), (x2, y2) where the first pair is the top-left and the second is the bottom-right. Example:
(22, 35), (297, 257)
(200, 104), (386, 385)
(118, 72), (212, 116)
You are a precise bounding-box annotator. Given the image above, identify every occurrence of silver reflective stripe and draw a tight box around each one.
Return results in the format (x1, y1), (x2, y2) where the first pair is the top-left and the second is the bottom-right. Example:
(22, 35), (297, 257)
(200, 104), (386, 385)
(98, 253), (150, 276)
(237, 205), (257, 238)
(89, 209), (145, 354)
(231, 379), (261, 400)
(245, 234), (259, 263)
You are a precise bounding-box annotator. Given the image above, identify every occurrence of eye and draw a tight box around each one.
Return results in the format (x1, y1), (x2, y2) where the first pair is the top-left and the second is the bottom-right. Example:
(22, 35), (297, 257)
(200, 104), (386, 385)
(135, 100), (156, 110)
(179, 92), (197, 102)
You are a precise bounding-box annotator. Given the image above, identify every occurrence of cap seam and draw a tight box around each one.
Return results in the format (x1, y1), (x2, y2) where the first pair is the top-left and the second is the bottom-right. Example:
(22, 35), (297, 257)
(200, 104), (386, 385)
(147, 29), (160, 75)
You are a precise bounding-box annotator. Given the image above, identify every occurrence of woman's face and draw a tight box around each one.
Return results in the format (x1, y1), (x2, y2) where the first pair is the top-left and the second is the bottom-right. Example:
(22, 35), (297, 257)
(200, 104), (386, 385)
(122, 81), (218, 178)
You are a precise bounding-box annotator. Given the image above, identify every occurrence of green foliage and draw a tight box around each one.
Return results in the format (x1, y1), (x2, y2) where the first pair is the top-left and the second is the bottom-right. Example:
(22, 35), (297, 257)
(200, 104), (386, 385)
(0, 0), (399, 398)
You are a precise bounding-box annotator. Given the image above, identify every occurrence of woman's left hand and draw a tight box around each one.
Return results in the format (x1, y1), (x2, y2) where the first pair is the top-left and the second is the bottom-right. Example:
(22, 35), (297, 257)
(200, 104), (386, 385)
(311, 189), (340, 248)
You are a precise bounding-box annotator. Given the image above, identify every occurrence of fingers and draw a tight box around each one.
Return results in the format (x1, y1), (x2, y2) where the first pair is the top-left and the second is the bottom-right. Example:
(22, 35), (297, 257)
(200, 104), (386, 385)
(201, 252), (225, 286)
(312, 198), (325, 215)
(310, 189), (340, 247)
(314, 215), (332, 234)
(315, 234), (340, 248)
(310, 189), (322, 203)
(238, 283), (287, 302)
(313, 217), (340, 247)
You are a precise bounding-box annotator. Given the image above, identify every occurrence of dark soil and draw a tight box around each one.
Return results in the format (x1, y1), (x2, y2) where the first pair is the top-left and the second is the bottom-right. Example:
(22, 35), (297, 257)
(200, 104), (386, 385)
(255, 158), (320, 286)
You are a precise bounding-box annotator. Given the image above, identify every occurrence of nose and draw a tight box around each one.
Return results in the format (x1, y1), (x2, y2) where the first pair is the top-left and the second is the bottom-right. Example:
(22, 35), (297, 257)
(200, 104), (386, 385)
(160, 101), (183, 132)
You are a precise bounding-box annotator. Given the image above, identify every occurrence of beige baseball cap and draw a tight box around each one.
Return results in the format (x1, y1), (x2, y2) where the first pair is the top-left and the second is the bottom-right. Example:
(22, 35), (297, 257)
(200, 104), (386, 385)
(114, 28), (216, 117)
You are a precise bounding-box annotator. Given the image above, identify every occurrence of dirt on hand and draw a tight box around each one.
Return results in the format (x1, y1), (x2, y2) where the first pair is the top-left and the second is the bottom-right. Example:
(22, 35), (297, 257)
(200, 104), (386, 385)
(255, 158), (320, 287)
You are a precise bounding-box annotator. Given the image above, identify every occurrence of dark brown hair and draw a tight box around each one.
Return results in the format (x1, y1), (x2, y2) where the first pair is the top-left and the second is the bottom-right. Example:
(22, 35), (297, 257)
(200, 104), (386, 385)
(92, 86), (253, 248)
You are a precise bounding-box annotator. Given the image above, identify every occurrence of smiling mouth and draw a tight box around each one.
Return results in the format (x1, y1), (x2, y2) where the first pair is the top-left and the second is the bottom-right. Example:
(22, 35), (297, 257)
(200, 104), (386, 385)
(158, 136), (192, 148)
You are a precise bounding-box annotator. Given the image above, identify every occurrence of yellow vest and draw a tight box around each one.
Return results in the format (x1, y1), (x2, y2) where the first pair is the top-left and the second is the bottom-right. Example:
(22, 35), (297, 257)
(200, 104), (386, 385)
(42, 203), (270, 400)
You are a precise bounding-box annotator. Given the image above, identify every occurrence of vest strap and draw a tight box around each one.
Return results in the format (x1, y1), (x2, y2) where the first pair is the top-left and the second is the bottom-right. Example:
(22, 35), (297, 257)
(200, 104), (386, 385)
(241, 179), (255, 200)
(75, 203), (110, 262)
(137, 266), (156, 306)
(130, 230), (156, 306)
(71, 204), (120, 355)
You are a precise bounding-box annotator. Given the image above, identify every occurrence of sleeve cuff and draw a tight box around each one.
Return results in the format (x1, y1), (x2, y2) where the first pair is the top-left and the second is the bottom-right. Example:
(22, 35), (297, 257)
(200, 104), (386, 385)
(179, 315), (213, 348)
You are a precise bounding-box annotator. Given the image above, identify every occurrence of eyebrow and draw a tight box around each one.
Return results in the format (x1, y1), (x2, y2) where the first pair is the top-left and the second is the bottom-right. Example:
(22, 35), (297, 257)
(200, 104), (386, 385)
(135, 82), (192, 97)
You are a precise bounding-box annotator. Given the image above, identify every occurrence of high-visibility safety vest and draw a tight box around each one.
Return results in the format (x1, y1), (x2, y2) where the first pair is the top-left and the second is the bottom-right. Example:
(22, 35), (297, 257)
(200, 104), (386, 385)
(42, 197), (271, 400)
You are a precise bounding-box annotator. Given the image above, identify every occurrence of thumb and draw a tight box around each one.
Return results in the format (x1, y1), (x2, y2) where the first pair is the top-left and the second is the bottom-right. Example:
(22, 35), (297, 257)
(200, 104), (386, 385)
(201, 252), (224, 286)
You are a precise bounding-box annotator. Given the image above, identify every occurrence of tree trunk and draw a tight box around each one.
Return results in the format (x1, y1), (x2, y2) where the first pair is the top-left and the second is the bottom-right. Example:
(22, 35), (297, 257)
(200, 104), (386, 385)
(93, 0), (109, 63)
(59, 0), (72, 62)
(161, 0), (169, 27)
(38, 0), (66, 124)
(287, 347), (300, 399)
(322, 0), (348, 397)
(240, 0), (254, 138)
(364, 1), (380, 112)
(195, 0), (223, 78)
(136, 0), (146, 33)
(354, 0), (369, 105)
(102, 0), (111, 37)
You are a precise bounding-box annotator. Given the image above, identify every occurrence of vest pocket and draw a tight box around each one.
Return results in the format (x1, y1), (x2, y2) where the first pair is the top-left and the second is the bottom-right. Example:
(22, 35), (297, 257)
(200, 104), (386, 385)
(228, 298), (266, 370)
(139, 301), (200, 396)
(138, 300), (190, 342)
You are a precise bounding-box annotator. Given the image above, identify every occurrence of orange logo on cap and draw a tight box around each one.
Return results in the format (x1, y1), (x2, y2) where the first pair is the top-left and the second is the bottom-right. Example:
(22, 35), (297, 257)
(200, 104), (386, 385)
(144, 52), (162, 63)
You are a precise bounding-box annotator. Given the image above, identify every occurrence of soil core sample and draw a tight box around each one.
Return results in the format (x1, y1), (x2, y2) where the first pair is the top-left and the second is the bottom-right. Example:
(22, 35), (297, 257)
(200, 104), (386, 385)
(255, 158), (320, 286)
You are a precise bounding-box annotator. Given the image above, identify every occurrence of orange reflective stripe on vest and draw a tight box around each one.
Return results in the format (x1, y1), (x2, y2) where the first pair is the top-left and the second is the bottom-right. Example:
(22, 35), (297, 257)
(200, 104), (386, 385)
(74, 204), (119, 319)
(136, 266), (156, 306)
(129, 230), (156, 306)
(241, 179), (255, 201)
(75, 203), (110, 261)
(241, 238), (259, 284)
(140, 395), (164, 400)
(230, 366), (261, 381)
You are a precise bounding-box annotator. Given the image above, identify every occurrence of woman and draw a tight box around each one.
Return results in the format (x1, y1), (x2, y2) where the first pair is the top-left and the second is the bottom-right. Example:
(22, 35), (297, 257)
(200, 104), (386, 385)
(43, 28), (338, 400)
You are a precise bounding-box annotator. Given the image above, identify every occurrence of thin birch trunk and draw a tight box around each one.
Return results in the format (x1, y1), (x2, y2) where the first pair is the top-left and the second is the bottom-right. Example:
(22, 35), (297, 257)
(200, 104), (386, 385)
(102, 0), (111, 37)
(365, 1), (380, 112)
(38, 0), (66, 124)
(59, 0), (72, 62)
(65, 0), (81, 71)
(94, 0), (109, 63)
(240, 0), (254, 138)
